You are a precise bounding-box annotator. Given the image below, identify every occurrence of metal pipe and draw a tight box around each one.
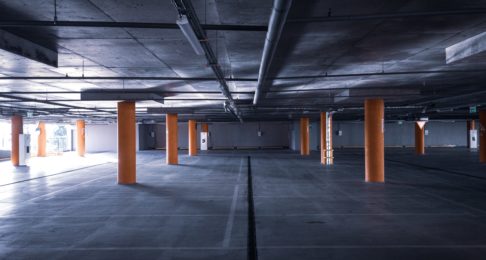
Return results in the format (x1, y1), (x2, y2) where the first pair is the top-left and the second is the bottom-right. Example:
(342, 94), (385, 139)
(0, 76), (255, 81)
(0, 20), (267, 31)
(287, 9), (486, 23)
(173, 0), (243, 122)
(253, 0), (293, 105)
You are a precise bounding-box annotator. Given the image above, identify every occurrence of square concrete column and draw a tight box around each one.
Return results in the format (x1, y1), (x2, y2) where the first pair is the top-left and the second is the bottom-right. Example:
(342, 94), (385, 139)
(300, 117), (310, 156)
(480, 111), (486, 163)
(415, 121), (426, 155)
(11, 115), (23, 166)
(37, 121), (47, 157)
(188, 119), (197, 156)
(117, 101), (136, 184)
(364, 99), (384, 182)
(76, 120), (86, 157)
(201, 123), (208, 133)
(166, 113), (178, 164)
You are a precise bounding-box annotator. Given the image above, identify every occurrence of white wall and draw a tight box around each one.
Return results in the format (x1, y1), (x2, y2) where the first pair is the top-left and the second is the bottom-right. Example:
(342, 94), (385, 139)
(86, 124), (117, 153)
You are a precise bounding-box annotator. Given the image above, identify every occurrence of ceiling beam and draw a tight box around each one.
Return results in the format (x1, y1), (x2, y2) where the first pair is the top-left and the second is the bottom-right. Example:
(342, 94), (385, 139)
(445, 31), (486, 64)
(0, 29), (57, 67)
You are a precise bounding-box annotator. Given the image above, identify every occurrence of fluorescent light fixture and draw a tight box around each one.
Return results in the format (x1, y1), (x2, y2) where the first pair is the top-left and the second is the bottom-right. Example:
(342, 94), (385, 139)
(176, 15), (205, 55)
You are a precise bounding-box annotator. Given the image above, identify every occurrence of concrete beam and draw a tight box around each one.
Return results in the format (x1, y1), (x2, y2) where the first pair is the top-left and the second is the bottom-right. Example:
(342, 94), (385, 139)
(0, 30), (57, 67)
(446, 31), (486, 64)
(146, 108), (195, 114)
(334, 89), (420, 103)
(81, 89), (164, 102)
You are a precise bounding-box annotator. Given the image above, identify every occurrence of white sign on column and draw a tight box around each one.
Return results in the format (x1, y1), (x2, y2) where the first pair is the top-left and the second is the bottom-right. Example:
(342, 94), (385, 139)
(200, 132), (208, 150)
(470, 130), (478, 149)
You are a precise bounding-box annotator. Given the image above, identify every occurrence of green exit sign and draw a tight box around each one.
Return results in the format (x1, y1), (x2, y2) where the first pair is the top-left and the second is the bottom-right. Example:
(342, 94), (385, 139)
(470, 106), (477, 113)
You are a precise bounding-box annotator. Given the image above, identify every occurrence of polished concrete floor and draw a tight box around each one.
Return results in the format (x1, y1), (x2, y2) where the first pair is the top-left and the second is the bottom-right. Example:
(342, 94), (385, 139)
(0, 148), (486, 259)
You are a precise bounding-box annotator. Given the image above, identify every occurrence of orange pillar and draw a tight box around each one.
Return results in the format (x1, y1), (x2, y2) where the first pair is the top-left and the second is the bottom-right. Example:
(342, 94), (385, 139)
(365, 99), (385, 182)
(37, 121), (47, 157)
(166, 113), (178, 164)
(415, 121), (426, 155)
(11, 115), (23, 166)
(117, 101), (136, 184)
(480, 111), (486, 163)
(467, 120), (476, 148)
(320, 112), (333, 165)
(188, 119), (197, 156)
(201, 123), (209, 133)
(300, 117), (310, 156)
(76, 120), (85, 157)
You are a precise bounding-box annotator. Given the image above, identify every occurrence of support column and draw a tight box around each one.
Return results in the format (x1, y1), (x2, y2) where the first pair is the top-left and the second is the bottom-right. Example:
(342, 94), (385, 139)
(467, 120), (476, 148)
(11, 115), (23, 166)
(480, 111), (486, 163)
(76, 120), (85, 157)
(365, 99), (385, 182)
(320, 112), (333, 165)
(117, 101), (136, 184)
(37, 121), (46, 157)
(415, 121), (426, 155)
(188, 119), (197, 156)
(201, 123), (208, 133)
(166, 113), (178, 165)
(300, 117), (310, 156)
(201, 123), (209, 151)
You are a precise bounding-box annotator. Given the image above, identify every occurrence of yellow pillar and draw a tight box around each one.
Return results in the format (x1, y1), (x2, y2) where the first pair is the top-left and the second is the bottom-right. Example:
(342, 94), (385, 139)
(415, 121), (426, 155)
(300, 117), (310, 156)
(11, 115), (23, 166)
(188, 119), (197, 156)
(480, 111), (486, 163)
(166, 113), (178, 164)
(37, 121), (47, 157)
(76, 120), (85, 157)
(365, 99), (384, 182)
(117, 101), (136, 184)
(320, 112), (333, 165)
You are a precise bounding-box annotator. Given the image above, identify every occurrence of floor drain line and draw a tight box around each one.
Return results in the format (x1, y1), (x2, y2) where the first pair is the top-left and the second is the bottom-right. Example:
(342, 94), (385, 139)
(247, 156), (258, 260)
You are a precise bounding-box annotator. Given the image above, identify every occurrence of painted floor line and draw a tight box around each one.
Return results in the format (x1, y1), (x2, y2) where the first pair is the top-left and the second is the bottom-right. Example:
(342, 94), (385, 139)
(222, 157), (244, 248)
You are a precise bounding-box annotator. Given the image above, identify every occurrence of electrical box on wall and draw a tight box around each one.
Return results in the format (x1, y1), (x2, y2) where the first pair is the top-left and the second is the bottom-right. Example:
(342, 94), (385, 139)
(336, 130), (342, 136)
(257, 131), (262, 137)
(425, 130), (429, 136)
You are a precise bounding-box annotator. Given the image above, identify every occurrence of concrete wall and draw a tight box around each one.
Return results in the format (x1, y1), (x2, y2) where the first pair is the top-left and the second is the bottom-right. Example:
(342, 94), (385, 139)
(0, 150), (10, 159)
(291, 120), (468, 150)
(87, 120), (468, 153)
(139, 121), (290, 150)
(210, 122), (290, 149)
(139, 123), (192, 150)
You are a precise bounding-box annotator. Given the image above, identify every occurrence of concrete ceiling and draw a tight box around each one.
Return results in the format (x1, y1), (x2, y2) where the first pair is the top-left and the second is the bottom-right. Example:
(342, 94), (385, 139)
(0, 0), (485, 122)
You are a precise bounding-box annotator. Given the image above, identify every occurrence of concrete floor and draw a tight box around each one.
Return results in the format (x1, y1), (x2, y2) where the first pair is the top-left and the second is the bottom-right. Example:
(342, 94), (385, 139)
(0, 148), (486, 259)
